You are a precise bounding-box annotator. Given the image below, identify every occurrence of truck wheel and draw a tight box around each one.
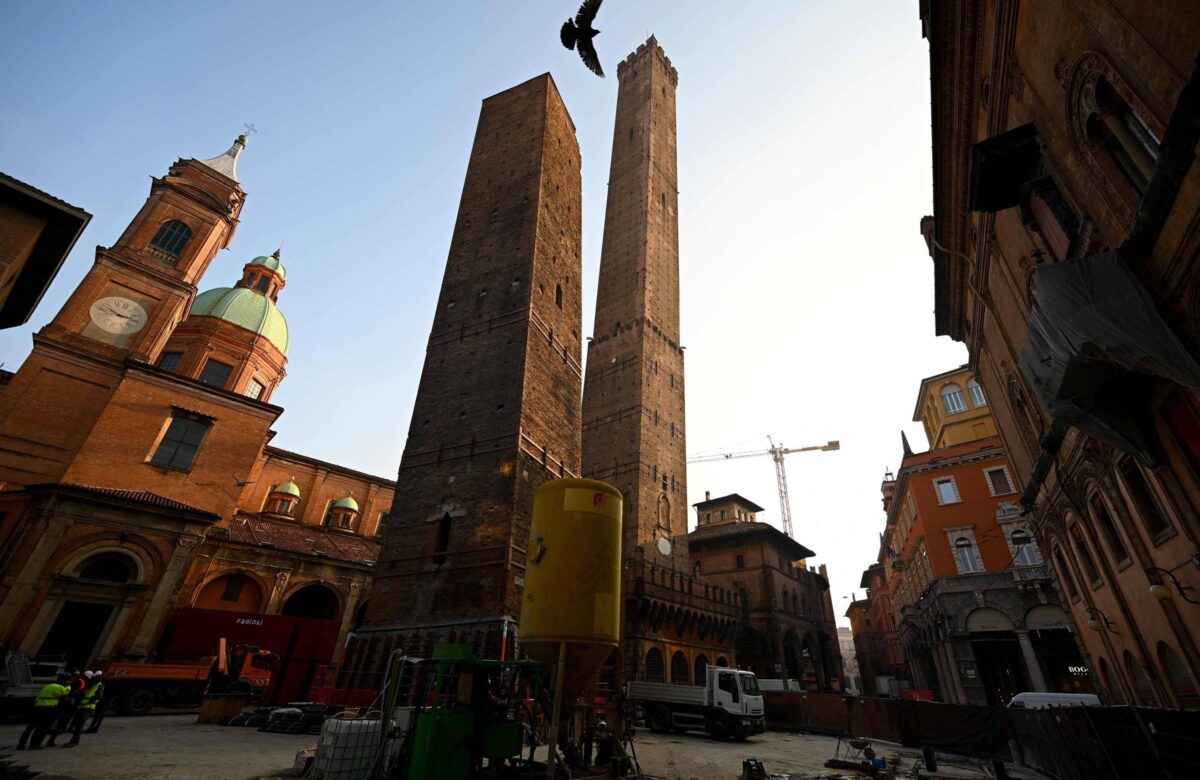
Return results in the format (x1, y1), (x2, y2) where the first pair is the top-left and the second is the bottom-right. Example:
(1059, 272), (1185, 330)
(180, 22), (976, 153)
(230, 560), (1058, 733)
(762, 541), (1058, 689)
(647, 706), (670, 734)
(121, 687), (158, 716)
(708, 716), (730, 741)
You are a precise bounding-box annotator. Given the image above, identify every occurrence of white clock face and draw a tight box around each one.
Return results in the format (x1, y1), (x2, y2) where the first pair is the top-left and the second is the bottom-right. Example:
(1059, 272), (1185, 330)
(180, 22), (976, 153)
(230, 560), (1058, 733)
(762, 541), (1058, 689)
(89, 296), (148, 335)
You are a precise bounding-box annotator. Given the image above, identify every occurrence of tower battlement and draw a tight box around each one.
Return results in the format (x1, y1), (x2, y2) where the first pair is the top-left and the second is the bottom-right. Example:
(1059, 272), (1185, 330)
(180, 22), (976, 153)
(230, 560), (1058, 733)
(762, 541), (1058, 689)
(616, 35), (678, 85)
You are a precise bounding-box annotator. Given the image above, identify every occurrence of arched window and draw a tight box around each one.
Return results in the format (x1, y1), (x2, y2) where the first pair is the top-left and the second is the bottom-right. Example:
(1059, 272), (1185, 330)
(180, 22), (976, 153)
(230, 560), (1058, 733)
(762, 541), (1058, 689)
(78, 553), (135, 583)
(693, 560), (701, 576)
(1118, 457), (1172, 538)
(1069, 524), (1101, 585)
(1082, 75), (1159, 197)
(555, 284), (563, 309)
(716, 656), (729, 668)
(735, 554), (744, 570)
(1124, 650), (1157, 706)
(694, 654), (709, 685)
(670, 651), (689, 685)
(656, 493), (671, 532)
(645, 648), (665, 683)
(1158, 642), (1200, 709)
(967, 379), (987, 407)
(953, 537), (983, 574)
(941, 384), (967, 415)
(1053, 547), (1080, 599)
(433, 513), (452, 565)
(1010, 530), (1039, 567)
(1089, 493), (1129, 564)
(149, 219), (193, 257)
(281, 583), (340, 620)
(1097, 656), (1124, 704)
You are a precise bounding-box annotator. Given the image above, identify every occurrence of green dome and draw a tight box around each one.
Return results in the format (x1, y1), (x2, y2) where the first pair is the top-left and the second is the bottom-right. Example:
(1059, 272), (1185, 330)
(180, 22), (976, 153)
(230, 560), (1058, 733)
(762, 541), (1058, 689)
(332, 494), (359, 512)
(271, 479), (301, 499)
(190, 287), (289, 355)
(249, 254), (286, 281)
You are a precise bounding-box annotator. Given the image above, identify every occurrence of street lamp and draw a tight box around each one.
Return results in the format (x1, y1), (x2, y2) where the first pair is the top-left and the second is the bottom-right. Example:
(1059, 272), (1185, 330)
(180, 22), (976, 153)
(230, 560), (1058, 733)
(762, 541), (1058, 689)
(1146, 567), (1199, 604)
(1085, 606), (1118, 633)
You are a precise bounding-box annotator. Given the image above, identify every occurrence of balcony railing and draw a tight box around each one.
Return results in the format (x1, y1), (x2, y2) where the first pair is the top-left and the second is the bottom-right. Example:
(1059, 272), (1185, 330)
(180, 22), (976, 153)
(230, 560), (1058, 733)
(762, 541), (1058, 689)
(1012, 564), (1050, 584)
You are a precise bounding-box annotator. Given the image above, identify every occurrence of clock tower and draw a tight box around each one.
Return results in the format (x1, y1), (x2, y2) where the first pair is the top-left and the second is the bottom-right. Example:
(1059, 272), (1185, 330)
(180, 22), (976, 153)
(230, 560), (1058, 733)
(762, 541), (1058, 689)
(39, 136), (248, 363)
(0, 136), (251, 488)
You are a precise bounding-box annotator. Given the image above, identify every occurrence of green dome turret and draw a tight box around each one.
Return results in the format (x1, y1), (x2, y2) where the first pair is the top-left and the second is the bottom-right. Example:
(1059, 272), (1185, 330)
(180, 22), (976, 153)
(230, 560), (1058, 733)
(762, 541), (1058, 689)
(249, 249), (286, 281)
(332, 494), (359, 512)
(271, 478), (301, 499)
(190, 286), (289, 354)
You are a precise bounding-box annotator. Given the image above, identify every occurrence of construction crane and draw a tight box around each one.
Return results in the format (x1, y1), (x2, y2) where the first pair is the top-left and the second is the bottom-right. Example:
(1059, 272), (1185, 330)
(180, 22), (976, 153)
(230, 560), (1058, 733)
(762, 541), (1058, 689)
(688, 437), (840, 538)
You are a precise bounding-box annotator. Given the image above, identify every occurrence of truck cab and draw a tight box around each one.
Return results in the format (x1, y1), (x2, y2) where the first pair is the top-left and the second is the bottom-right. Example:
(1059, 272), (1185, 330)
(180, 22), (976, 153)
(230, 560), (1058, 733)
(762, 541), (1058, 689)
(625, 666), (766, 740)
(709, 667), (765, 739)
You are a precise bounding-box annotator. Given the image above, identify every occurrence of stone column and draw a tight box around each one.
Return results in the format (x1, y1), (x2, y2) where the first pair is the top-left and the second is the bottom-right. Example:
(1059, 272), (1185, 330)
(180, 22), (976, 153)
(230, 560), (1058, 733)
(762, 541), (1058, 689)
(0, 512), (69, 641)
(1016, 629), (1049, 692)
(126, 535), (203, 657)
(933, 642), (956, 702)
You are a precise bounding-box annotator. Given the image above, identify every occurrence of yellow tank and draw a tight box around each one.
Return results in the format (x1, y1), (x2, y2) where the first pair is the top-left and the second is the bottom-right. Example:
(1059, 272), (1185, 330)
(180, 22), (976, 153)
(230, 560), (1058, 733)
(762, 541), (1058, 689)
(519, 478), (622, 703)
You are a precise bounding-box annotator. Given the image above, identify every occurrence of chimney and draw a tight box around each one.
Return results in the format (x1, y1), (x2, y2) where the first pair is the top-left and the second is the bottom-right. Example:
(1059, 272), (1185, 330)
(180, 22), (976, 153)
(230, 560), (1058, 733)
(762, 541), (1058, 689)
(705, 491), (711, 501)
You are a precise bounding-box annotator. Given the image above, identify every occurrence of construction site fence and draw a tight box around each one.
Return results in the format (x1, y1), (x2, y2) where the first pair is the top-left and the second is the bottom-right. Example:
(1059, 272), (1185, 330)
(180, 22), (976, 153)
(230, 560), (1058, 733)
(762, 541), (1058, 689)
(764, 692), (1200, 778)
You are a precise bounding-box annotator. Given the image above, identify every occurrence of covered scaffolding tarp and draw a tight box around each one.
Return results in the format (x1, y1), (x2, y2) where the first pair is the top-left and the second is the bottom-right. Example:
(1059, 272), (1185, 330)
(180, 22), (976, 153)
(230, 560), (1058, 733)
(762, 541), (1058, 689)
(1018, 251), (1200, 504)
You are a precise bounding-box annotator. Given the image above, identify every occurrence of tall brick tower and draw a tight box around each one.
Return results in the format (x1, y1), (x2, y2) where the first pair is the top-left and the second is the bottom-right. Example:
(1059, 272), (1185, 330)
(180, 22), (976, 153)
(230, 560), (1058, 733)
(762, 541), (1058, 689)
(353, 74), (583, 663)
(583, 38), (688, 566)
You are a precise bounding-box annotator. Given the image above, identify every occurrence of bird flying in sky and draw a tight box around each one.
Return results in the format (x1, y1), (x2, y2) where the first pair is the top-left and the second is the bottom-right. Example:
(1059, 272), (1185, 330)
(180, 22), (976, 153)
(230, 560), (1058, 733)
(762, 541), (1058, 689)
(560, 0), (605, 77)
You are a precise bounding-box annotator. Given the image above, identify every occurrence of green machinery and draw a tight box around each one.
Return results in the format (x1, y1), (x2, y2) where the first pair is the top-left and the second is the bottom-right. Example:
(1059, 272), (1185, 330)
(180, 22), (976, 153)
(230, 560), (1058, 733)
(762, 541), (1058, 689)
(391, 644), (543, 780)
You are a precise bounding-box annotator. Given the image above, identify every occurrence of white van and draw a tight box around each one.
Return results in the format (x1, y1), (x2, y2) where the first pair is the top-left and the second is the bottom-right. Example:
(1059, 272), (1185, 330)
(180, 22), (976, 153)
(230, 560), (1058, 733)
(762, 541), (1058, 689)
(1008, 692), (1102, 709)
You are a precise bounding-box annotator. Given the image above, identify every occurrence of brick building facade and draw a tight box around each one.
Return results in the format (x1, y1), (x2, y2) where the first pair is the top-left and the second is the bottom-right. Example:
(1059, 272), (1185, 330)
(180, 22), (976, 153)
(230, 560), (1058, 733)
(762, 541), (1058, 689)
(0, 137), (393, 692)
(922, 0), (1200, 708)
(345, 73), (584, 675)
(688, 493), (843, 691)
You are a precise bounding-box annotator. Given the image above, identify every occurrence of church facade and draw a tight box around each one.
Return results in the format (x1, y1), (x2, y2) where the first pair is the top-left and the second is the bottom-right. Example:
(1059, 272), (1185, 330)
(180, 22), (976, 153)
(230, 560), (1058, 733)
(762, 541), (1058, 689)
(0, 137), (393, 698)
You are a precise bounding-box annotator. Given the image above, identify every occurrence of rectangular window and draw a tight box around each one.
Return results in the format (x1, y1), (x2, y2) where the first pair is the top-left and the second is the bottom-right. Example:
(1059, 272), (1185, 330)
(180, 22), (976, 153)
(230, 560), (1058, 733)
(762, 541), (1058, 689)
(159, 352), (183, 372)
(244, 379), (265, 400)
(942, 390), (968, 415)
(198, 359), (234, 389)
(934, 476), (961, 505)
(1163, 392), (1200, 475)
(985, 467), (1014, 496)
(149, 416), (210, 471)
(221, 577), (244, 602)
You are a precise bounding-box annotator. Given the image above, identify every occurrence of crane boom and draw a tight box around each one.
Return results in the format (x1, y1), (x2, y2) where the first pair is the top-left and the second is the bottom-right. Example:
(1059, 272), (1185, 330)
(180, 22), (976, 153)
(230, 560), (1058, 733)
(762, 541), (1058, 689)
(686, 439), (839, 539)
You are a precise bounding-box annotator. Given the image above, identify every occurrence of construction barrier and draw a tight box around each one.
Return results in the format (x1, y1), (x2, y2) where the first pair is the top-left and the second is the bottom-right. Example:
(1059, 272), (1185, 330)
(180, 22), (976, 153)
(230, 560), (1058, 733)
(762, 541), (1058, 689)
(766, 692), (1200, 777)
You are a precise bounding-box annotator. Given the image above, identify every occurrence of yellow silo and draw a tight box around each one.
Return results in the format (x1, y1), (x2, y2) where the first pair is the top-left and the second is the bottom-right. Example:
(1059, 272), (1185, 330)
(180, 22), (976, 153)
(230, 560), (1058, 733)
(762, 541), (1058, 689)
(519, 478), (622, 703)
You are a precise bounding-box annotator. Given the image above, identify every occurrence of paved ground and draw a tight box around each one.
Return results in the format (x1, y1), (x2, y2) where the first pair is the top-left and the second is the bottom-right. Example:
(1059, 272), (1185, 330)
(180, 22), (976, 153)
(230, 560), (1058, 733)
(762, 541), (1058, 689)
(0, 714), (310, 780)
(0, 715), (1042, 779)
(629, 730), (1041, 779)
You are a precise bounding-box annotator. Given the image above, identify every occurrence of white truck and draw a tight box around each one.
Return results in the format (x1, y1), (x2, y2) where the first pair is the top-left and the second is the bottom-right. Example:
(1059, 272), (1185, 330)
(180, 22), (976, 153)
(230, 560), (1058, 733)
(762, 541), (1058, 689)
(626, 667), (766, 740)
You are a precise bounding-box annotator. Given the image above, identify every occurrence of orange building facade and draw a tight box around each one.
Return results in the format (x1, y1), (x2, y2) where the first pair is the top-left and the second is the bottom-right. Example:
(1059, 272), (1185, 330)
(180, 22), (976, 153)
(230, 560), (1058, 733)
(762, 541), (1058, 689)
(856, 366), (1084, 704)
(0, 138), (393, 698)
(923, 0), (1200, 709)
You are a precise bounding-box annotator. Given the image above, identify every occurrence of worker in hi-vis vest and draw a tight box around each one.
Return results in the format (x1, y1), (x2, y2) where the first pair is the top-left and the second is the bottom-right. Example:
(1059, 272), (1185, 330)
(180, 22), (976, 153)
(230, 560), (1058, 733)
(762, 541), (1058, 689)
(64, 671), (104, 747)
(15, 672), (71, 750)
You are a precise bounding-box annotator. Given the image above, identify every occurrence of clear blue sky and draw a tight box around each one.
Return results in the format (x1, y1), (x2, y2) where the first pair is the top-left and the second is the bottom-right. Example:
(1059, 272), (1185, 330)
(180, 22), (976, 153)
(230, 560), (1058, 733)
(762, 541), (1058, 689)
(2, 1), (965, 624)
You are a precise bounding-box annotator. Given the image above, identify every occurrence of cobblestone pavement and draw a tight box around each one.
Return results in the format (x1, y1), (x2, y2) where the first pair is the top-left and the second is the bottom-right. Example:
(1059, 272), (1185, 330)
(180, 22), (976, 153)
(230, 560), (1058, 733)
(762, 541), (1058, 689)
(0, 714), (1043, 780)
(0, 714), (310, 779)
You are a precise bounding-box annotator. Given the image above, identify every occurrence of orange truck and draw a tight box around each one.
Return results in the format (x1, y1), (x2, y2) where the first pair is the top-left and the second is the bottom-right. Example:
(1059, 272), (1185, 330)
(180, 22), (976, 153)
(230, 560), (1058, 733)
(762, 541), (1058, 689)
(105, 639), (277, 715)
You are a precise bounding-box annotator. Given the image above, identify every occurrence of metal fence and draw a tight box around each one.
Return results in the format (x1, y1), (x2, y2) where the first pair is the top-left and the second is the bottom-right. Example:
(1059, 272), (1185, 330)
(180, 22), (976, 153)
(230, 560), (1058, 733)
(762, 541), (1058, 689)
(767, 692), (1200, 778)
(1011, 705), (1200, 780)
